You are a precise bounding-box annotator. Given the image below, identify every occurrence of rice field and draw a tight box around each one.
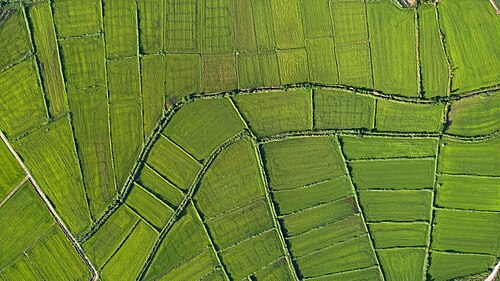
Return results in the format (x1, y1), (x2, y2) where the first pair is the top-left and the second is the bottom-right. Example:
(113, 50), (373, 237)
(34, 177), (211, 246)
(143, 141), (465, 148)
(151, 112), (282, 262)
(0, 0), (498, 280)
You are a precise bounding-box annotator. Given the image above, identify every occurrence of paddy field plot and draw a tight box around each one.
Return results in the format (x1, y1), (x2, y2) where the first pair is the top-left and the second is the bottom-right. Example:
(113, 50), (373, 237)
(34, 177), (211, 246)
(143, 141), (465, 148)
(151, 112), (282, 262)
(0, 9), (31, 70)
(341, 136), (437, 159)
(0, 140), (24, 200)
(52, 0), (101, 37)
(428, 252), (497, 281)
(375, 99), (443, 132)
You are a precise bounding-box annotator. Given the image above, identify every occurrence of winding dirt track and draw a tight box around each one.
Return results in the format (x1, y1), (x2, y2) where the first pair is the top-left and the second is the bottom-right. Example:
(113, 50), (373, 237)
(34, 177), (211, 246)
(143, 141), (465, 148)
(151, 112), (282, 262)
(0, 131), (98, 281)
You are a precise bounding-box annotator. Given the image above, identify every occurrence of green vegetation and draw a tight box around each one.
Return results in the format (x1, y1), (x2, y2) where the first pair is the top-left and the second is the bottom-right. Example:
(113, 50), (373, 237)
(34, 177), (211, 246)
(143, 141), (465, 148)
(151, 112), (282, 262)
(342, 136), (437, 159)
(137, 165), (184, 208)
(234, 89), (312, 137)
(350, 159), (436, 189)
(52, 0), (101, 37)
(0, 141), (24, 200)
(277, 49), (309, 85)
(436, 175), (500, 211)
(447, 93), (500, 136)
(428, 252), (496, 281)
(431, 209), (500, 255)
(126, 184), (173, 229)
(438, 0), (500, 92)
(194, 139), (264, 218)
(164, 98), (245, 160)
(359, 190), (432, 222)
(377, 248), (425, 281)
(418, 4), (449, 98)
(306, 38), (339, 85)
(28, 2), (68, 117)
(0, 9), (31, 70)
(270, 0), (304, 49)
(13, 118), (90, 233)
(263, 137), (345, 190)
(370, 222), (428, 248)
(103, 0), (138, 58)
(0, 58), (47, 138)
(253, 258), (295, 280)
(368, 0), (418, 97)
(438, 137), (500, 176)
(314, 89), (375, 130)
(158, 250), (218, 281)
(141, 55), (165, 137)
(375, 99), (443, 132)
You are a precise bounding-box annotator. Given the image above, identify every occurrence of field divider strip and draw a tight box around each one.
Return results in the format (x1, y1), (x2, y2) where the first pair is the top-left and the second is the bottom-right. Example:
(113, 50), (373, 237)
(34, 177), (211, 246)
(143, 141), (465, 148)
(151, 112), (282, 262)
(303, 265), (380, 280)
(217, 228), (275, 253)
(0, 130), (98, 281)
(437, 173), (500, 179)
(159, 133), (201, 164)
(191, 200), (231, 280)
(133, 182), (175, 212)
(433, 206), (500, 214)
(364, 0), (376, 90)
(277, 194), (353, 219)
(433, 3), (453, 96)
(203, 197), (264, 223)
(348, 155), (435, 162)
(136, 131), (250, 280)
(414, 8), (423, 98)
(123, 203), (161, 233)
(253, 140), (301, 280)
(286, 214), (361, 239)
(0, 175), (29, 208)
(0, 52), (33, 75)
(429, 249), (497, 257)
(273, 178), (336, 193)
(337, 135), (385, 281)
(245, 256), (286, 279)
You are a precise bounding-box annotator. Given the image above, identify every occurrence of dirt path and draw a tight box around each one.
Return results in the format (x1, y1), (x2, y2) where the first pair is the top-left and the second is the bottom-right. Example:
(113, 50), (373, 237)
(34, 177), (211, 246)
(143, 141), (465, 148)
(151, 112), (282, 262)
(0, 131), (98, 281)
(489, 0), (500, 15)
(0, 175), (29, 208)
(486, 260), (500, 281)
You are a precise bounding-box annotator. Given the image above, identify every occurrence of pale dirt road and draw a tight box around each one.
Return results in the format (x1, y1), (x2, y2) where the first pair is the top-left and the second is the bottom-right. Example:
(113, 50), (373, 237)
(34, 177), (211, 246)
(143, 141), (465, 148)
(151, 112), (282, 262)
(0, 131), (98, 281)
(486, 260), (500, 281)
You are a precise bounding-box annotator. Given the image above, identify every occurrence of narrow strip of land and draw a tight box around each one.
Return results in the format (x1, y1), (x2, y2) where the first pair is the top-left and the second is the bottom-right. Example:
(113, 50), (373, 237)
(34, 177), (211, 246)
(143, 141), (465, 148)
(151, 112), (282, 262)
(0, 175), (29, 208)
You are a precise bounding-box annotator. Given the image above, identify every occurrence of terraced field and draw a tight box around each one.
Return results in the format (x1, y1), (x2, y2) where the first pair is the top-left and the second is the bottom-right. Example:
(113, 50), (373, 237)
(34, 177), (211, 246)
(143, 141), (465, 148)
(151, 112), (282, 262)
(0, 0), (499, 280)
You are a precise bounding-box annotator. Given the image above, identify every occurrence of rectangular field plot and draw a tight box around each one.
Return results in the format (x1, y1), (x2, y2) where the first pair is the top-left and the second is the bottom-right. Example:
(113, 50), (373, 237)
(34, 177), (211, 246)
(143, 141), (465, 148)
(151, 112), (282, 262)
(202, 54), (237, 93)
(369, 222), (428, 248)
(233, 89), (312, 137)
(82, 206), (139, 267)
(101, 221), (157, 280)
(146, 135), (201, 190)
(342, 136), (437, 160)
(253, 0), (276, 51)
(349, 159), (435, 189)
(274, 176), (353, 215)
(428, 252), (496, 281)
(13, 118), (91, 234)
(314, 89), (375, 129)
(263, 137), (346, 190)
(282, 197), (358, 236)
(300, 0), (333, 38)
(431, 209), (500, 255)
(24, 226), (90, 280)
(446, 93), (500, 136)
(438, 0), (500, 93)
(358, 190), (432, 222)
(306, 37), (339, 85)
(164, 98), (245, 160)
(0, 254), (42, 280)
(0, 10), (31, 70)
(137, 165), (184, 208)
(141, 55), (165, 137)
(296, 235), (377, 278)
(103, 0), (138, 58)
(52, 0), (101, 37)
(235, 0), (257, 53)
(377, 248), (425, 281)
(201, 0), (235, 54)
(330, 0), (368, 44)
(237, 52), (280, 89)
(270, 0), (304, 49)
(0, 58), (47, 138)
(138, 0), (164, 53)
(436, 175), (500, 212)
(59, 36), (106, 91)
(165, 54), (201, 99)
(158, 249), (219, 281)
(126, 183), (173, 229)
(253, 258), (295, 280)
(310, 267), (382, 281)
(277, 48), (309, 84)
(287, 215), (366, 258)
(0, 181), (53, 268)
(206, 199), (274, 249)
(335, 43), (373, 89)
(219, 230), (284, 280)
(28, 2), (68, 117)
(194, 139), (265, 218)
(367, 1), (418, 97)
(108, 57), (143, 188)
(66, 90), (115, 218)
(375, 99), (443, 132)
(0, 141), (24, 200)
(418, 4), (449, 98)
(144, 205), (210, 280)
(438, 137), (500, 176)
(164, 0), (199, 52)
